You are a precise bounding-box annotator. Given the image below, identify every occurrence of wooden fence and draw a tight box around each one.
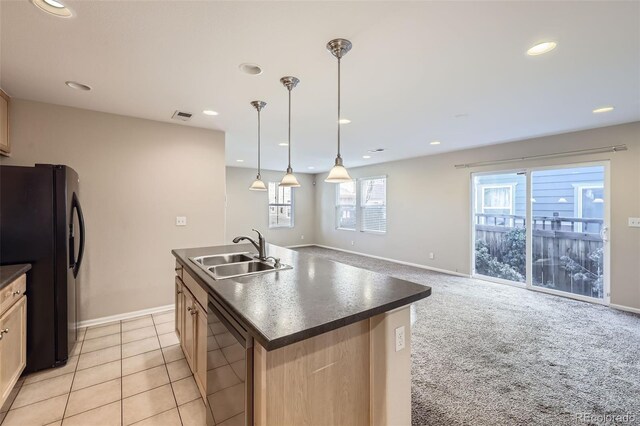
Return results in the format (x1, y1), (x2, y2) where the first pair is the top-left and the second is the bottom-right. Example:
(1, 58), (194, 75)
(475, 214), (604, 298)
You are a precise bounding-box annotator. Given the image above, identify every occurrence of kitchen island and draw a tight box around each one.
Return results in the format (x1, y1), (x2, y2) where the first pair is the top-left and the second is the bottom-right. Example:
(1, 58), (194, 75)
(172, 243), (431, 426)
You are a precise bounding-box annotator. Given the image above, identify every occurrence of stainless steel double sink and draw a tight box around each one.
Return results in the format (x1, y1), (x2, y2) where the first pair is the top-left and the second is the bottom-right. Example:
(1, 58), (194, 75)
(189, 252), (291, 280)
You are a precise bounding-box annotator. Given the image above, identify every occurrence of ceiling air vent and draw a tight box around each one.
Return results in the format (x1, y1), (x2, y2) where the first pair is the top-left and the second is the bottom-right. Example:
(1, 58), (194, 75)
(172, 110), (193, 121)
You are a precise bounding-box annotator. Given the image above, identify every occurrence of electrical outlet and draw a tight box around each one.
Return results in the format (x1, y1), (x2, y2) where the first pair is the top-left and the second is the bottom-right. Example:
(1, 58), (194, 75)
(176, 216), (187, 226)
(301, 235), (304, 240)
(429, 252), (435, 260)
(629, 217), (640, 228)
(395, 326), (405, 352)
(351, 241), (355, 246)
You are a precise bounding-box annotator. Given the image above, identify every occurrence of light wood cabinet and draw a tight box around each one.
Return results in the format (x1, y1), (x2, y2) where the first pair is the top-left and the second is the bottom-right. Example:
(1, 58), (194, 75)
(194, 302), (208, 398)
(0, 90), (9, 156)
(182, 290), (196, 371)
(175, 277), (183, 340)
(0, 277), (27, 407)
(174, 265), (208, 400)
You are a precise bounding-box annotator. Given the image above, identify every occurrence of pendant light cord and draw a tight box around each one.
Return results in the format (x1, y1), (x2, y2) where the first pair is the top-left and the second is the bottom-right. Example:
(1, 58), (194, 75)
(257, 108), (261, 176)
(337, 56), (341, 159)
(288, 88), (292, 170)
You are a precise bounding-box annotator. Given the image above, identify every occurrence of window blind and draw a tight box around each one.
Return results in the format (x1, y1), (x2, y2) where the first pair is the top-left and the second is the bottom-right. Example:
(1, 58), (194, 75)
(360, 177), (386, 233)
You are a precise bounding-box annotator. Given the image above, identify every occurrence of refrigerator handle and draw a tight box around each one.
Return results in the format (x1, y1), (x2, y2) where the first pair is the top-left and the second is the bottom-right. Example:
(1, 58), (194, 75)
(72, 193), (85, 278)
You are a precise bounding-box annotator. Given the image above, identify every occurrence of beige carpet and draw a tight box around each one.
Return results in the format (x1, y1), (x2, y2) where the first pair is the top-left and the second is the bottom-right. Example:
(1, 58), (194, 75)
(293, 246), (640, 426)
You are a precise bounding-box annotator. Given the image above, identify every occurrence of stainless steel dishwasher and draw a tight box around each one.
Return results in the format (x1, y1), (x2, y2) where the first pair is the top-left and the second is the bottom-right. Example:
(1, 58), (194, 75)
(205, 295), (253, 426)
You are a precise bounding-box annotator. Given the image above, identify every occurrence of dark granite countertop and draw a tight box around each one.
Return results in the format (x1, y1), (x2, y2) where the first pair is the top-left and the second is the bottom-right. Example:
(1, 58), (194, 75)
(0, 264), (31, 290)
(172, 244), (431, 351)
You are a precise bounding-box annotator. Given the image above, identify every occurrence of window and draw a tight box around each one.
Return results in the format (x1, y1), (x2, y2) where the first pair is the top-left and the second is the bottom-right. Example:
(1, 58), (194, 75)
(360, 177), (387, 233)
(480, 184), (514, 215)
(336, 180), (356, 230)
(268, 182), (293, 228)
(335, 176), (387, 233)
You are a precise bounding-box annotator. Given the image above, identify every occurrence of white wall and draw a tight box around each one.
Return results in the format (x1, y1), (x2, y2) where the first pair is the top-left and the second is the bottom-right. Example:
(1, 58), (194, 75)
(225, 167), (315, 247)
(1, 99), (226, 321)
(315, 122), (640, 311)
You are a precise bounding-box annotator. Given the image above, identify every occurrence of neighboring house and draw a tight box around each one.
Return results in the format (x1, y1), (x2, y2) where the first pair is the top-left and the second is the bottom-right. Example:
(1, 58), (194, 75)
(475, 166), (604, 232)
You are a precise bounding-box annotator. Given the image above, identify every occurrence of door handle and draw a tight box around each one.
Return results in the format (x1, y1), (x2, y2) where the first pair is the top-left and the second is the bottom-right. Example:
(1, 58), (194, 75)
(12, 290), (21, 296)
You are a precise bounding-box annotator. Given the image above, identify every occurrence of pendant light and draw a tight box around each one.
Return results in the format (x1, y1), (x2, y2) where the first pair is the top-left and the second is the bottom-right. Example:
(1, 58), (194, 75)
(279, 76), (301, 188)
(249, 100), (267, 191)
(325, 38), (353, 183)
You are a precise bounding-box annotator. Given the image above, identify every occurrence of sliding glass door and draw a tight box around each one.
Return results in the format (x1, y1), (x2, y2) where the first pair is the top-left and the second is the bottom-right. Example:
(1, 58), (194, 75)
(472, 163), (609, 304)
(472, 171), (527, 285)
(530, 165), (607, 300)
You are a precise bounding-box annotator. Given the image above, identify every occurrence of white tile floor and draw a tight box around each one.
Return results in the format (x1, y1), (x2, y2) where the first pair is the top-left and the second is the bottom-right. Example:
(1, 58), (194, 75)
(0, 310), (226, 426)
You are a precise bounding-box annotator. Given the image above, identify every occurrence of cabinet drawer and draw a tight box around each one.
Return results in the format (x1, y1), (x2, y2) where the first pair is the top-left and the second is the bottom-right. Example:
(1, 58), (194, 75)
(0, 275), (26, 316)
(175, 261), (183, 280)
(182, 270), (207, 311)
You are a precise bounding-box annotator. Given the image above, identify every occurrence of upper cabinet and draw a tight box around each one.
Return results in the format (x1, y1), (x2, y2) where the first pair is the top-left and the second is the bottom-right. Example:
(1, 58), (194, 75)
(0, 90), (9, 156)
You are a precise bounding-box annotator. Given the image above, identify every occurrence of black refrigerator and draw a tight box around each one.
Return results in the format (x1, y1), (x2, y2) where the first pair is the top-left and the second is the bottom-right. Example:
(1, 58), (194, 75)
(0, 164), (84, 373)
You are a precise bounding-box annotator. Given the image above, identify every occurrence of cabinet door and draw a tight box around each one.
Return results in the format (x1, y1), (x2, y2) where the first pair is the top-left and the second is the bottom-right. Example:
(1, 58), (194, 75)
(175, 277), (183, 340)
(183, 292), (195, 371)
(0, 297), (26, 405)
(194, 304), (207, 399)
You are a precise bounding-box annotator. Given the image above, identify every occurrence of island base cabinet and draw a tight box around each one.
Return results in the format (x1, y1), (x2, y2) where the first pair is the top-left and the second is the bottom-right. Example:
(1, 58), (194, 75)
(254, 319), (371, 426)
(253, 306), (412, 426)
(0, 296), (26, 406)
(175, 268), (208, 401)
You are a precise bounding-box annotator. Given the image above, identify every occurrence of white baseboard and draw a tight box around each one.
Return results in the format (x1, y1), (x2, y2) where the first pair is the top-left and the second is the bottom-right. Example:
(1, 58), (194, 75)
(285, 244), (314, 249)
(610, 303), (640, 315)
(78, 304), (174, 329)
(310, 244), (470, 278)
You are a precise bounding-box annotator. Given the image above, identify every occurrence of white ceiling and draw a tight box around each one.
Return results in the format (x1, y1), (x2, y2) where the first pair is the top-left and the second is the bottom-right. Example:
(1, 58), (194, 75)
(2, 1), (639, 172)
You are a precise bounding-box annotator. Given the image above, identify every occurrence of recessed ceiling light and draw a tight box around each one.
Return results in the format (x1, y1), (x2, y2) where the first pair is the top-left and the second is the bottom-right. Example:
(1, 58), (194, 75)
(338, 118), (351, 124)
(527, 41), (557, 56)
(31, 0), (73, 17)
(203, 110), (218, 116)
(278, 142), (289, 147)
(367, 148), (385, 153)
(592, 106), (614, 114)
(307, 166), (315, 170)
(430, 141), (441, 145)
(236, 159), (244, 163)
(65, 81), (91, 91)
(239, 63), (263, 75)
(362, 155), (371, 159)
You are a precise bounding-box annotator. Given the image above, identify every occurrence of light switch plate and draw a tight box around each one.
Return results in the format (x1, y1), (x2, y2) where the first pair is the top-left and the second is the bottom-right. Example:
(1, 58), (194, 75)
(629, 217), (640, 228)
(395, 326), (405, 352)
(176, 216), (187, 226)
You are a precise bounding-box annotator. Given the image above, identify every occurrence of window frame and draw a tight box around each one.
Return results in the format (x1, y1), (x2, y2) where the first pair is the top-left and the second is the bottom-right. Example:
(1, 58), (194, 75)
(334, 175), (387, 234)
(267, 182), (295, 229)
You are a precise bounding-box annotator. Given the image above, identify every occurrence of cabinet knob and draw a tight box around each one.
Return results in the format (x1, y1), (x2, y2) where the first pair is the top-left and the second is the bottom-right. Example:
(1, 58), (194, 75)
(12, 290), (20, 296)
(187, 306), (192, 312)
(0, 328), (8, 335)
(190, 309), (197, 316)
(177, 290), (182, 294)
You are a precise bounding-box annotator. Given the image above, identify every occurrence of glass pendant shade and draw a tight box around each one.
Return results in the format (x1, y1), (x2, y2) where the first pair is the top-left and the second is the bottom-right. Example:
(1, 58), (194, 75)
(279, 168), (301, 187)
(325, 162), (352, 183)
(249, 175), (267, 191)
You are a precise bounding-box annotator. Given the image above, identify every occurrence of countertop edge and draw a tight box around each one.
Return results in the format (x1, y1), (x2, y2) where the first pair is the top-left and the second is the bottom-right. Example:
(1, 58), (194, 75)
(0, 264), (32, 290)
(172, 248), (431, 351)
